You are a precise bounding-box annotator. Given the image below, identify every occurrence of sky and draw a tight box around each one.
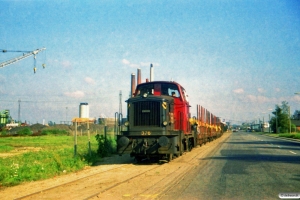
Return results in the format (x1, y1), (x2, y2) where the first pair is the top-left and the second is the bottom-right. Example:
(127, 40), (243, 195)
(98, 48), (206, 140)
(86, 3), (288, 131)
(0, 0), (300, 125)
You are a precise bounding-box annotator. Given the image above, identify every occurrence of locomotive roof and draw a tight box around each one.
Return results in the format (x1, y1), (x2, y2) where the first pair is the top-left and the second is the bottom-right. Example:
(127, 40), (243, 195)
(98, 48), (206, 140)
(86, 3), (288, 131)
(136, 81), (186, 90)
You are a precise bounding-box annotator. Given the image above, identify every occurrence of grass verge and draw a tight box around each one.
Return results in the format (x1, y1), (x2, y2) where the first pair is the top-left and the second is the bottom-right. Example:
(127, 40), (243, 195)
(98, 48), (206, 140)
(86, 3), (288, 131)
(257, 132), (300, 140)
(0, 134), (116, 187)
(278, 133), (300, 140)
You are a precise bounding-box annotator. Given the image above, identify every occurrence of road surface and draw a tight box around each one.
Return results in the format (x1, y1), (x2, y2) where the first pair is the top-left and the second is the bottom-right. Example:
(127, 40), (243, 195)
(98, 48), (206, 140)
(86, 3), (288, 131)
(161, 131), (300, 200)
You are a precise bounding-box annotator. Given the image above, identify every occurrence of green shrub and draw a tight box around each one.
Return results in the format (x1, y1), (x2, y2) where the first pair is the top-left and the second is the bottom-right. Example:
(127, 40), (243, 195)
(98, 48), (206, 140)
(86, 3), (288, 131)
(41, 129), (68, 135)
(17, 128), (32, 136)
(0, 130), (7, 136)
(95, 134), (115, 157)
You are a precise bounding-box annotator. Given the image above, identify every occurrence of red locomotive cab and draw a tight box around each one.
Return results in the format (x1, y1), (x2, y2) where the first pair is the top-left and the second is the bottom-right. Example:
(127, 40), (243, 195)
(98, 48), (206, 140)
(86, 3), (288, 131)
(132, 81), (191, 134)
(172, 85), (191, 134)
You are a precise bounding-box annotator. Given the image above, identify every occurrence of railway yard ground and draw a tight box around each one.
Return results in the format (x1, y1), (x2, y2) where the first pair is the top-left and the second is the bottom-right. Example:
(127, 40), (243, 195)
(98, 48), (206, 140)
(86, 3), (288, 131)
(0, 131), (231, 200)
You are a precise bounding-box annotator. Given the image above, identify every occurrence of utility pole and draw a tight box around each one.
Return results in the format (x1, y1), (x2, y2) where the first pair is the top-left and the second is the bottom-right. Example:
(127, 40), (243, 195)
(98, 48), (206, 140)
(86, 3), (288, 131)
(289, 106), (291, 133)
(119, 90), (122, 117)
(119, 90), (122, 133)
(276, 109), (278, 133)
(18, 99), (21, 123)
(66, 107), (68, 124)
(268, 108), (273, 133)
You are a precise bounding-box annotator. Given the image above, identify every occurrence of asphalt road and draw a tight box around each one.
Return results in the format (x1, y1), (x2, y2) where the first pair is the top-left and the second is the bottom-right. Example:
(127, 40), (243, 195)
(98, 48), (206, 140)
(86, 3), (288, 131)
(161, 131), (300, 200)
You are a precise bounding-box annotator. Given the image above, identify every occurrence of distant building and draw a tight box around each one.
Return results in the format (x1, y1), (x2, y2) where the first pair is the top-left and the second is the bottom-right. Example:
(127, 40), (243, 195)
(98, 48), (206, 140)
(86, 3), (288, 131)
(79, 103), (89, 118)
(291, 119), (300, 131)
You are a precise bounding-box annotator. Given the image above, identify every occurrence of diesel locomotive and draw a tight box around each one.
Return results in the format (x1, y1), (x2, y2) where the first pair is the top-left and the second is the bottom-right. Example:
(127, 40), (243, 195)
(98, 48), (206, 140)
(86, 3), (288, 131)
(117, 68), (224, 162)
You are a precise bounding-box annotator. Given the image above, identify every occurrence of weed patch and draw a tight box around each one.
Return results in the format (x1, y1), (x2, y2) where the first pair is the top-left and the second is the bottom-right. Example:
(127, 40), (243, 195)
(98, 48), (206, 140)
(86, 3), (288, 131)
(95, 134), (116, 157)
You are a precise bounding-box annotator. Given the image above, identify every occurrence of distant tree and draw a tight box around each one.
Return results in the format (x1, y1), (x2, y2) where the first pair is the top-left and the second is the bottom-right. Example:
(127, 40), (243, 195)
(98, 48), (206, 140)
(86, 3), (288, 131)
(292, 110), (300, 120)
(48, 121), (54, 126)
(269, 101), (292, 133)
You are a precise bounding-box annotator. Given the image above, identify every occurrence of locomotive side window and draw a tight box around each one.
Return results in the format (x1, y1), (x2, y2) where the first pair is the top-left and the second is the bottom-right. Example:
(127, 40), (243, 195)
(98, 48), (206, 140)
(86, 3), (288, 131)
(168, 89), (179, 97)
(181, 88), (189, 102)
(161, 83), (180, 97)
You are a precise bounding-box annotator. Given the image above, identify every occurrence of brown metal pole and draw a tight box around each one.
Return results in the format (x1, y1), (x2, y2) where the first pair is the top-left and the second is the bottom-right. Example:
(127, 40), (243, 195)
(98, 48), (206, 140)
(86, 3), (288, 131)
(131, 73), (136, 97)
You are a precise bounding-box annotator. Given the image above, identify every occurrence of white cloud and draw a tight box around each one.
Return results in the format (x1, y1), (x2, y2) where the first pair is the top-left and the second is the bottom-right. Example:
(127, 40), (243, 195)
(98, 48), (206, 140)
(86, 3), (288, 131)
(257, 88), (265, 93)
(275, 88), (280, 92)
(122, 59), (130, 65)
(61, 60), (72, 68)
(292, 95), (300, 102)
(246, 95), (271, 103)
(84, 77), (95, 84)
(64, 91), (85, 98)
(233, 88), (244, 94)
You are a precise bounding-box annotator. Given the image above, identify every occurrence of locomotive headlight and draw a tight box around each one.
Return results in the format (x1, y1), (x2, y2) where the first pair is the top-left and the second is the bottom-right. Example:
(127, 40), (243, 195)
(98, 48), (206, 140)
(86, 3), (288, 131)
(124, 121), (129, 127)
(142, 93), (148, 98)
(162, 121), (168, 126)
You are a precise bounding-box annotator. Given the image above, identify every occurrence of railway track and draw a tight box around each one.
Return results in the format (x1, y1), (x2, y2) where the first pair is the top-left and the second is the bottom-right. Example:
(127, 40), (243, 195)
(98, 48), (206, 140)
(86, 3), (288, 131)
(89, 133), (230, 199)
(8, 132), (230, 200)
(14, 163), (159, 200)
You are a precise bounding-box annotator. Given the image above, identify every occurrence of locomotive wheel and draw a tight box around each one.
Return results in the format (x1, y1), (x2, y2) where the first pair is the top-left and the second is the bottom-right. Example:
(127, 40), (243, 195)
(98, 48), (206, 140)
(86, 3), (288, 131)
(135, 156), (142, 163)
(167, 153), (173, 162)
(188, 138), (193, 151)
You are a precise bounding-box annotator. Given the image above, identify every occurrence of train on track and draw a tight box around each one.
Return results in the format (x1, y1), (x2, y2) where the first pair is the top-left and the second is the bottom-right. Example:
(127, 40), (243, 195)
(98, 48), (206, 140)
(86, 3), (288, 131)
(117, 65), (226, 162)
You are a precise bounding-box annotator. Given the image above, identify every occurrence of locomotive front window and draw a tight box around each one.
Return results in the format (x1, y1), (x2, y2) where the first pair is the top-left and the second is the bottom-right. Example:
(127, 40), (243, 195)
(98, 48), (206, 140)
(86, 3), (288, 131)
(136, 84), (154, 96)
(136, 82), (181, 97)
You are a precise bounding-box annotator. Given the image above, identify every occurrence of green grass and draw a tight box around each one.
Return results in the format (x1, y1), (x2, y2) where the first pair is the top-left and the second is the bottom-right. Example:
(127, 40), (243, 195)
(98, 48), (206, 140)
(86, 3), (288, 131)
(0, 145), (14, 153)
(257, 132), (300, 140)
(0, 133), (116, 187)
(278, 133), (300, 139)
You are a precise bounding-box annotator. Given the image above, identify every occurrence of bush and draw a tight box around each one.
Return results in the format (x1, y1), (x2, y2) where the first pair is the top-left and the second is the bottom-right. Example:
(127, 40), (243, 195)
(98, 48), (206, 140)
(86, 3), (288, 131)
(0, 130), (7, 136)
(17, 128), (32, 136)
(95, 134), (115, 157)
(41, 129), (68, 135)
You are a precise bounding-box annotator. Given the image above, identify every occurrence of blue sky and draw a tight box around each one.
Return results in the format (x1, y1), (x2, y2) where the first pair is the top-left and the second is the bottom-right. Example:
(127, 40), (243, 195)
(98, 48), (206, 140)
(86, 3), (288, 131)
(0, 0), (299, 125)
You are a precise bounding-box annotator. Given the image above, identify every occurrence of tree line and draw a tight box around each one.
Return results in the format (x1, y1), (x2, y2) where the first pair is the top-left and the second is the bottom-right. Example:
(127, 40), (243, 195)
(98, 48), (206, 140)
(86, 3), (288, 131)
(269, 101), (299, 133)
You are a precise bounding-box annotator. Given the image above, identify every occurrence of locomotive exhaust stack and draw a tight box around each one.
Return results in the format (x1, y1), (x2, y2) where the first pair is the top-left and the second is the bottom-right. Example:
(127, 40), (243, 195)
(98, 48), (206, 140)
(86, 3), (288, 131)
(137, 68), (141, 84)
(131, 73), (136, 97)
(150, 63), (154, 82)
